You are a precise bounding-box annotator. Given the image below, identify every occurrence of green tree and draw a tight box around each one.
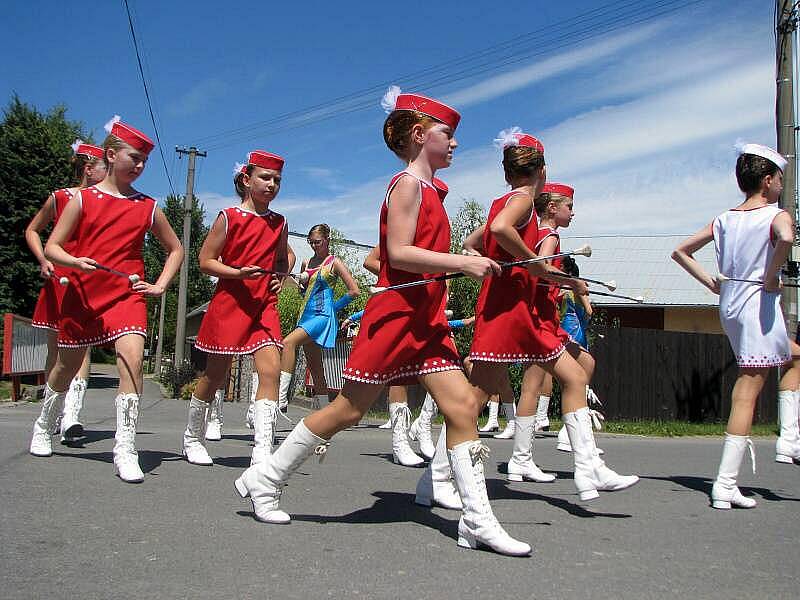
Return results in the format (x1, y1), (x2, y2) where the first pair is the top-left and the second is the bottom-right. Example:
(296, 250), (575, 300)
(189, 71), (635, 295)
(0, 96), (88, 316)
(143, 194), (214, 354)
(447, 198), (486, 356)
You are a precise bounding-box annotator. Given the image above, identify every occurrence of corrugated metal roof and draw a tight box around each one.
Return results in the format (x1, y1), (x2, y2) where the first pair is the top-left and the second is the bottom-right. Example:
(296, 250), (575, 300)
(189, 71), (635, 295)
(561, 234), (718, 307)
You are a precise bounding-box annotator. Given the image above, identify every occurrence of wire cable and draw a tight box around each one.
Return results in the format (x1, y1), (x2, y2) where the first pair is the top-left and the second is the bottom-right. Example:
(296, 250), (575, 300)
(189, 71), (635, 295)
(122, 0), (176, 196)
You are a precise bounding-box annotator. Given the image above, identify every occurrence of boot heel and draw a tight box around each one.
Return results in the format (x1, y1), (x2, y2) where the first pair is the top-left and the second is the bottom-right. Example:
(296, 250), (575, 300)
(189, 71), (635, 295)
(507, 473), (523, 482)
(775, 453), (794, 464)
(234, 476), (250, 498)
(579, 489), (600, 501)
(712, 499), (731, 509)
(457, 531), (478, 549)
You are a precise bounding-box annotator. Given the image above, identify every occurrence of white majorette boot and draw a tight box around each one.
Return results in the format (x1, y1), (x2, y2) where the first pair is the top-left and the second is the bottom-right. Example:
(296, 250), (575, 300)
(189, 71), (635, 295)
(556, 425), (572, 452)
(557, 420), (604, 455)
(775, 389), (800, 464)
(235, 418), (329, 524)
(534, 394), (550, 432)
(113, 393), (145, 483)
(563, 407), (637, 500)
(277, 370), (292, 412)
(30, 384), (66, 457)
(449, 440), (531, 556)
(205, 388), (224, 441)
(712, 433), (757, 509)
(415, 423), (462, 509)
(390, 402), (425, 466)
(494, 402), (516, 439)
(60, 377), (87, 443)
(478, 401), (500, 432)
(408, 393), (437, 459)
(251, 399), (278, 466)
(378, 416), (392, 429)
(507, 415), (556, 482)
(245, 372), (258, 429)
(183, 395), (213, 465)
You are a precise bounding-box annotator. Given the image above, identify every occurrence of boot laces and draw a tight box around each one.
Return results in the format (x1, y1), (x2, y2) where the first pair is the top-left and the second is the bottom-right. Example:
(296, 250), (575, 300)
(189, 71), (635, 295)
(121, 395), (139, 428)
(587, 387), (603, 408)
(314, 442), (331, 463)
(469, 441), (491, 466)
(588, 409), (605, 431)
(392, 405), (412, 430)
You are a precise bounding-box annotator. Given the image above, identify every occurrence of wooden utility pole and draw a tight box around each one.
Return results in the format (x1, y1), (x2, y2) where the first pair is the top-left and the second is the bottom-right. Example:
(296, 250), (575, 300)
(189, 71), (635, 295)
(153, 293), (166, 379)
(777, 0), (798, 333)
(174, 146), (206, 394)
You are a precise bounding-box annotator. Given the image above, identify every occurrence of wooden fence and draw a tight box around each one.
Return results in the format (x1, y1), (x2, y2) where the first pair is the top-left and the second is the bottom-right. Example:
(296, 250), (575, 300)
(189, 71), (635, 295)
(590, 327), (779, 424)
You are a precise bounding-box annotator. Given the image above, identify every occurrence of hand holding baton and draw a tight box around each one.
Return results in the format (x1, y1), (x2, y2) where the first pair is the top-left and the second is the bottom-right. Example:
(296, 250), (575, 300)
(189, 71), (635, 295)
(59, 262), (140, 285)
(370, 244), (593, 295)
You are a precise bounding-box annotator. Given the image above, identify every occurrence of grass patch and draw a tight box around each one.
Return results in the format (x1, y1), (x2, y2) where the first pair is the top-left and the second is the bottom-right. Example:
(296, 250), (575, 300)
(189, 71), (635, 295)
(0, 379), (12, 402)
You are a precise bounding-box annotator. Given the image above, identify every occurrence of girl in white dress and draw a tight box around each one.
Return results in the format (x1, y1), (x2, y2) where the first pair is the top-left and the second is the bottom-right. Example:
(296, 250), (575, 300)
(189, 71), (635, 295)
(673, 143), (800, 509)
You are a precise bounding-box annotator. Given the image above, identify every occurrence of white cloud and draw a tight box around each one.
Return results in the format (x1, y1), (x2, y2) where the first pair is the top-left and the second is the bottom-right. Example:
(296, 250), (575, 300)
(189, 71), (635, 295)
(168, 78), (229, 117)
(442, 22), (666, 107)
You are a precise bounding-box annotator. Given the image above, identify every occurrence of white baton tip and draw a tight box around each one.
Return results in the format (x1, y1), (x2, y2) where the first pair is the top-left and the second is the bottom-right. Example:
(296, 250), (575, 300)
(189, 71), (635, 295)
(58, 276), (69, 286)
(575, 244), (592, 257)
(369, 286), (385, 295)
(129, 274), (140, 284)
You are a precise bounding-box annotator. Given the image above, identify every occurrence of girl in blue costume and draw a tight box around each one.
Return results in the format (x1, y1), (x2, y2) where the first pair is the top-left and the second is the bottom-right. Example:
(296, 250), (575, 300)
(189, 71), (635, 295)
(278, 224), (360, 410)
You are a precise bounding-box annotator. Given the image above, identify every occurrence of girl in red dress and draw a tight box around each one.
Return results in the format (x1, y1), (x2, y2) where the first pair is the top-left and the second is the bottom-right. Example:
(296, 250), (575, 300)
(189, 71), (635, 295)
(234, 88), (530, 556)
(26, 140), (106, 445)
(467, 136), (637, 499)
(32, 117), (183, 483)
(187, 151), (291, 468)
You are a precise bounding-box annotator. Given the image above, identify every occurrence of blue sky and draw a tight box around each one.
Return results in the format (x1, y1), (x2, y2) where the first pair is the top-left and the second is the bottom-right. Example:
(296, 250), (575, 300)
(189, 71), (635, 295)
(1, 0), (777, 245)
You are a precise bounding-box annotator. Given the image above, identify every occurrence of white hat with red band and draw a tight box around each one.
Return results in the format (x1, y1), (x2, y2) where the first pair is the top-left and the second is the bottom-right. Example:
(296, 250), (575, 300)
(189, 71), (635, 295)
(103, 115), (155, 154)
(381, 85), (461, 131)
(248, 150), (284, 171)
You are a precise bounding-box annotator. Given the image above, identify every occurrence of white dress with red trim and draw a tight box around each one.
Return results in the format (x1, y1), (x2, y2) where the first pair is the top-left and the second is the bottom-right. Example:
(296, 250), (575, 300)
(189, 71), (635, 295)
(58, 186), (155, 347)
(469, 193), (565, 363)
(342, 172), (461, 385)
(32, 188), (74, 331)
(195, 206), (285, 355)
(713, 205), (791, 367)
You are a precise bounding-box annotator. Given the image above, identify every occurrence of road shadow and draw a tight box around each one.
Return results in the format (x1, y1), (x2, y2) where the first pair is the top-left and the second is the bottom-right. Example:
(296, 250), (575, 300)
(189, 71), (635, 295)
(359, 452), (427, 467)
(488, 477), (631, 518)
(87, 374), (121, 390)
(214, 455), (254, 469)
(52, 449), (181, 474)
(642, 474), (800, 503)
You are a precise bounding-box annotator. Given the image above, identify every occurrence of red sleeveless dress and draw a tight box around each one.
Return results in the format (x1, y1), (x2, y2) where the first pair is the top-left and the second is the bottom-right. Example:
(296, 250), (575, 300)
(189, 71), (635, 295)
(59, 186), (155, 347)
(195, 206), (285, 355)
(533, 226), (570, 347)
(342, 172), (461, 385)
(469, 192), (565, 363)
(32, 188), (74, 331)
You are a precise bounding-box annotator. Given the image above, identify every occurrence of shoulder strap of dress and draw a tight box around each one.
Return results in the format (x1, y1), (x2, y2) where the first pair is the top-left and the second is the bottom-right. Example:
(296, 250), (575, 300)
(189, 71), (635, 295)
(384, 171), (421, 207)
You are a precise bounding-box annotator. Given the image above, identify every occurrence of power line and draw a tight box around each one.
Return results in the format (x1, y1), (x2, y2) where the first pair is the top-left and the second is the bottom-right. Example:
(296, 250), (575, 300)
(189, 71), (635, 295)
(197, 0), (704, 151)
(122, 0), (176, 196)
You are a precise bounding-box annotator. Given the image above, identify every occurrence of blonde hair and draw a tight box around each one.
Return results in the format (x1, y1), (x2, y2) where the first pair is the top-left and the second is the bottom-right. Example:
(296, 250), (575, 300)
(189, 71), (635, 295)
(502, 146), (545, 185)
(101, 133), (129, 168)
(383, 110), (437, 160)
(534, 192), (570, 217)
(308, 224), (330, 239)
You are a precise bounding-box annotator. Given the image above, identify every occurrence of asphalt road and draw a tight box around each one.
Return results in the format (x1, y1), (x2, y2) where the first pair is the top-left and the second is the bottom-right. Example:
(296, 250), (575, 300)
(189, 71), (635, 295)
(1, 365), (797, 599)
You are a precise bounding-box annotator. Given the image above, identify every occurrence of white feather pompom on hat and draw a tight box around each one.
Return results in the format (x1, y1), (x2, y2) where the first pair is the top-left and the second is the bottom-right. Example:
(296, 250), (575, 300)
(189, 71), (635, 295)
(493, 126), (522, 150)
(233, 161), (245, 177)
(381, 85), (401, 114)
(103, 114), (121, 134)
(71, 139), (84, 153)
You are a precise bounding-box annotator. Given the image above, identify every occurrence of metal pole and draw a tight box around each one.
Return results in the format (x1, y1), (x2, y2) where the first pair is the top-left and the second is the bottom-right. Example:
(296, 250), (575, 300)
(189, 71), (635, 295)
(154, 292), (166, 379)
(777, 0), (798, 333)
(174, 146), (206, 394)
